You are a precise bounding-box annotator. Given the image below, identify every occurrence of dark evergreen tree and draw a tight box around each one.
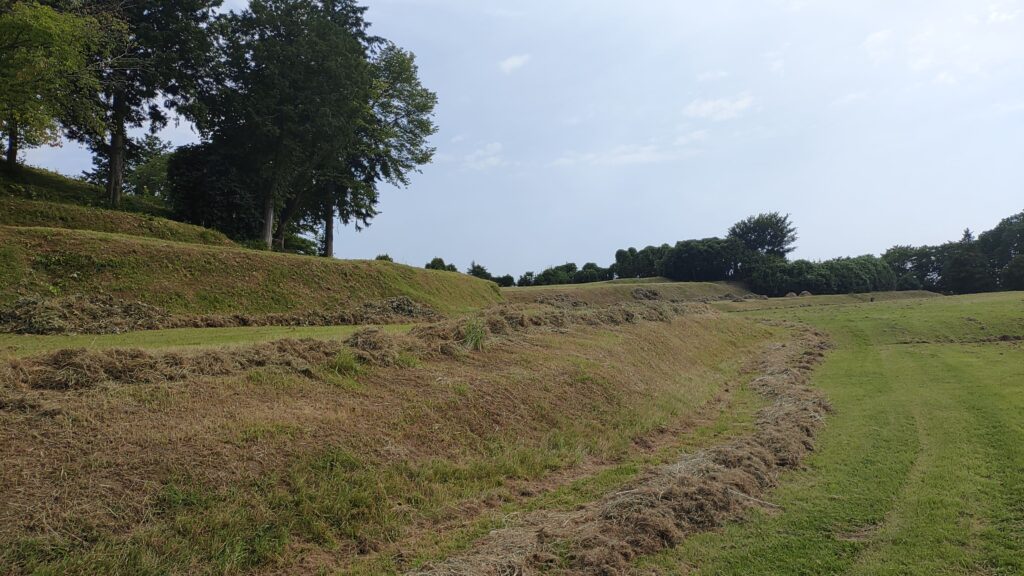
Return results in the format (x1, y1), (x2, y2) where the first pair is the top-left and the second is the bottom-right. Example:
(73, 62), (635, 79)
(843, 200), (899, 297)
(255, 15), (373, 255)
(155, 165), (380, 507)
(728, 212), (798, 258)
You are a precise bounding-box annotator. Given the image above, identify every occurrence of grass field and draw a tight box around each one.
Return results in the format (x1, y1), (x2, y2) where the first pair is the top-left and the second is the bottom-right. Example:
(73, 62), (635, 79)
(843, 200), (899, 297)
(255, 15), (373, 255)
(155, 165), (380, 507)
(642, 291), (1024, 575)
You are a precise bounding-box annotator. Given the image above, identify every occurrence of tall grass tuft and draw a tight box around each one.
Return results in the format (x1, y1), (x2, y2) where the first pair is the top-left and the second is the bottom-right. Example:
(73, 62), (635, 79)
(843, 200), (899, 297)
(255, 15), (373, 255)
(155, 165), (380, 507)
(462, 319), (487, 351)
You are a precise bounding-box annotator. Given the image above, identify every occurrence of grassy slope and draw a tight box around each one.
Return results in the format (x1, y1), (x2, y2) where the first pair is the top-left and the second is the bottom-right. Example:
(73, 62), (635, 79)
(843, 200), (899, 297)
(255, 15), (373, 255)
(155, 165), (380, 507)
(504, 280), (751, 306)
(0, 197), (233, 246)
(642, 291), (1024, 575)
(1, 167), (233, 246)
(0, 312), (777, 574)
(0, 165), (169, 216)
(0, 226), (501, 314)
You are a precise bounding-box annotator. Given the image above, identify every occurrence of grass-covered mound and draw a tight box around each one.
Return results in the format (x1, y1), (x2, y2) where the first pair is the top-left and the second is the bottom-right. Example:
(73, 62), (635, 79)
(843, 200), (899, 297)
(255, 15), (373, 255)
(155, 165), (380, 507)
(0, 226), (502, 316)
(1, 166), (232, 246)
(0, 165), (168, 216)
(0, 197), (232, 246)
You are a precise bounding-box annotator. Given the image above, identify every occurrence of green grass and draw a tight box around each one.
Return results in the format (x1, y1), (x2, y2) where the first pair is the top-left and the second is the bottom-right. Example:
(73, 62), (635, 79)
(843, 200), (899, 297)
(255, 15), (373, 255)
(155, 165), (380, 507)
(0, 226), (502, 314)
(1, 165), (170, 216)
(0, 197), (232, 246)
(641, 291), (1024, 575)
(0, 323), (411, 358)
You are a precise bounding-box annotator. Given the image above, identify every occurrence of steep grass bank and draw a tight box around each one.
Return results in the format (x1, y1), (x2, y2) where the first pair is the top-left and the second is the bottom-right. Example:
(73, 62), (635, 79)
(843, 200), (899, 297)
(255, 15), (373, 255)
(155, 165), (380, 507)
(0, 226), (501, 315)
(0, 197), (232, 246)
(0, 165), (168, 216)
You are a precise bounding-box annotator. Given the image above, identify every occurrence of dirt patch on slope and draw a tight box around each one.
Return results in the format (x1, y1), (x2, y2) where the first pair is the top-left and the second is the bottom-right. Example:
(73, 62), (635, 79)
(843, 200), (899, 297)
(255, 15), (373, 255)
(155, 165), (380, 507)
(0, 294), (439, 335)
(411, 326), (831, 576)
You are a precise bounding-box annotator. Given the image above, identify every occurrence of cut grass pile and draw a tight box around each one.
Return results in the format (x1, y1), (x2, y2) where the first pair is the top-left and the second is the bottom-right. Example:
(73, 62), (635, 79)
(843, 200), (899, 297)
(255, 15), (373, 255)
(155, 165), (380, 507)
(0, 305), (773, 574)
(0, 196), (233, 246)
(0, 226), (502, 315)
(640, 291), (1024, 575)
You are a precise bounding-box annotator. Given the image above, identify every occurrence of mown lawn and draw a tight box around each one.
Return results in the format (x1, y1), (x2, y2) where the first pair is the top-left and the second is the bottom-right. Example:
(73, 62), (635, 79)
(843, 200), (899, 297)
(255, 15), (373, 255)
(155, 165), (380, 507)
(642, 292), (1024, 575)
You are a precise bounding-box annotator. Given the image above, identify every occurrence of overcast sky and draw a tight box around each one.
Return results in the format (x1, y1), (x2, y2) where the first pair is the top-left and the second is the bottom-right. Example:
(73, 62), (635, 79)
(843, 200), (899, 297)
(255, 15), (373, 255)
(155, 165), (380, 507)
(27, 0), (1024, 277)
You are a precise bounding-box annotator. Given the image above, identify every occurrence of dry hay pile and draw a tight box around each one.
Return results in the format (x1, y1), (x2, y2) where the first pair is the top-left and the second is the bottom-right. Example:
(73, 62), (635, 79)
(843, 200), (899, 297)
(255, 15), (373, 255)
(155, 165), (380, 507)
(631, 288), (661, 301)
(0, 295), (438, 335)
(2, 338), (345, 390)
(1, 301), (700, 391)
(410, 328), (832, 576)
(534, 294), (589, 308)
(0, 294), (171, 335)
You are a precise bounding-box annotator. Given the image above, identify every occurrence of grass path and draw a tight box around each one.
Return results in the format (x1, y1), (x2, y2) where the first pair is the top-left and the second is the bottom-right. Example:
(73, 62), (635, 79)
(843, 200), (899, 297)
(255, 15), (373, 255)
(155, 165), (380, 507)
(641, 293), (1024, 575)
(0, 324), (411, 357)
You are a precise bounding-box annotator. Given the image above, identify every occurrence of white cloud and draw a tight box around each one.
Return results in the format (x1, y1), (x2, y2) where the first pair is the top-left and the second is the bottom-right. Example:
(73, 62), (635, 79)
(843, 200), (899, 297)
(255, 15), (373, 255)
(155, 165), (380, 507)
(463, 142), (505, 170)
(863, 29), (895, 63)
(697, 70), (729, 82)
(989, 2), (1021, 23)
(674, 129), (709, 146)
(552, 131), (707, 168)
(684, 94), (754, 121)
(763, 51), (786, 75)
(829, 91), (869, 108)
(552, 144), (677, 168)
(499, 54), (531, 75)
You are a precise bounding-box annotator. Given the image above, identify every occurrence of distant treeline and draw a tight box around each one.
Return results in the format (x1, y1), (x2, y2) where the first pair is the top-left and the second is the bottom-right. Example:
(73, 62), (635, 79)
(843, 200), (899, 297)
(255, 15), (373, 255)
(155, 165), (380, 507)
(450, 210), (1024, 296)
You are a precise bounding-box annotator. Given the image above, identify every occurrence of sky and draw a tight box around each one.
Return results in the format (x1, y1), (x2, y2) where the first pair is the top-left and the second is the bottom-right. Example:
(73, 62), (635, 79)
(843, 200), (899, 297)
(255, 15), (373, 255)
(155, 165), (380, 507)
(27, 0), (1024, 277)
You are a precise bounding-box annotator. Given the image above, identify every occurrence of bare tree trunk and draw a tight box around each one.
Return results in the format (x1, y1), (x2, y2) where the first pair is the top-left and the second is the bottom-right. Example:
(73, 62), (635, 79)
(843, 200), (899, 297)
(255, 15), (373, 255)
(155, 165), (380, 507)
(274, 194), (301, 250)
(107, 93), (128, 208)
(322, 204), (334, 258)
(5, 117), (19, 170)
(261, 193), (275, 250)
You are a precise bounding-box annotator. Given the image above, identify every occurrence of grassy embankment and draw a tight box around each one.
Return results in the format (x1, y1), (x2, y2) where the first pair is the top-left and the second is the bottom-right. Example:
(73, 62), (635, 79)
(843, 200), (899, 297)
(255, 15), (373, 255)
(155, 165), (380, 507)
(0, 307), (780, 574)
(0, 166), (229, 246)
(0, 226), (501, 315)
(643, 291), (1024, 575)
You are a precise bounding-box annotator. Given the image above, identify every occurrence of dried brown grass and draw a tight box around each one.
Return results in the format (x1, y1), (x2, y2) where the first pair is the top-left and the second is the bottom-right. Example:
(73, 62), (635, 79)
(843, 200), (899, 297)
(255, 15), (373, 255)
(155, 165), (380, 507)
(411, 327), (832, 576)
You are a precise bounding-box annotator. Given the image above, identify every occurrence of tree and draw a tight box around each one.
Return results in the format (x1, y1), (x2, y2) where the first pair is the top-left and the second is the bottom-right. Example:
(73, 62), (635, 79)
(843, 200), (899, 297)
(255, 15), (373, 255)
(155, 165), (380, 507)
(467, 261), (493, 281)
(375, 254), (393, 262)
(495, 274), (515, 288)
(728, 212), (798, 258)
(69, 0), (220, 207)
(426, 257), (457, 272)
(84, 134), (172, 197)
(1002, 255), (1024, 291)
(659, 238), (743, 282)
(517, 271), (535, 287)
(165, 142), (262, 239)
(945, 243), (996, 294)
(0, 1), (105, 170)
(300, 41), (436, 255)
(977, 211), (1024, 282)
